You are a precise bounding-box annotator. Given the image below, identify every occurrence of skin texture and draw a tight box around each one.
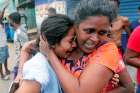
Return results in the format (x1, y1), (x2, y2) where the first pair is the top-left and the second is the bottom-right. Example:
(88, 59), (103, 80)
(14, 80), (41, 93)
(124, 49), (140, 68)
(75, 16), (110, 54)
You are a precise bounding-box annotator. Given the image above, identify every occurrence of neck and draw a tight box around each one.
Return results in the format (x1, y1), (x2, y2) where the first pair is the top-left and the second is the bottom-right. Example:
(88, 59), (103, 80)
(68, 48), (84, 63)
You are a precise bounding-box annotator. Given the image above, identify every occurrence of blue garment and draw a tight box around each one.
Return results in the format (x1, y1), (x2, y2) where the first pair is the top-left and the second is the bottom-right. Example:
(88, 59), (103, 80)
(0, 46), (9, 64)
(13, 66), (18, 79)
(9, 27), (14, 41)
(136, 84), (140, 93)
(130, 19), (140, 31)
(23, 52), (62, 93)
(121, 31), (127, 54)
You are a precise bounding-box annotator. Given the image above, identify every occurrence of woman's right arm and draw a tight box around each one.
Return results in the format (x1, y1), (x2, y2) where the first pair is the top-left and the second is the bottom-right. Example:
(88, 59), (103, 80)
(14, 40), (37, 82)
(15, 80), (41, 93)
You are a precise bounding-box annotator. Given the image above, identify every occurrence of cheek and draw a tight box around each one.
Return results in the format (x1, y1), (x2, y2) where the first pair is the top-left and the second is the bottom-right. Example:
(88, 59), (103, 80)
(63, 43), (71, 51)
(55, 47), (65, 57)
(76, 30), (84, 43)
(76, 28), (90, 46)
(77, 32), (89, 45)
(59, 43), (69, 54)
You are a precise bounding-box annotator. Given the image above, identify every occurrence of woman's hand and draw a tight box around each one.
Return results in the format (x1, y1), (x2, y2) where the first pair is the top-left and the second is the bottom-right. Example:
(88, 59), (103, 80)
(39, 35), (50, 57)
(22, 39), (38, 53)
(111, 74), (119, 88)
(14, 71), (23, 85)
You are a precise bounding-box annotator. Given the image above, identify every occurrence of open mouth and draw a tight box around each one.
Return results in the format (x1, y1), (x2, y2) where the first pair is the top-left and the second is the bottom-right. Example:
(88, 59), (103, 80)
(66, 51), (72, 55)
(84, 43), (96, 49)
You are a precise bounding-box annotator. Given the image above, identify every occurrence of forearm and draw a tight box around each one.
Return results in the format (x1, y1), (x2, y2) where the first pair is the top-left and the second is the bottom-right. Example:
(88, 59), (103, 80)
(18, 40), (38, 73)
(0, 7), (6, 19)
(108, 87), (127, 93)
(108, 83), (134, 93)
(126, 58), (140, 68)
(15, 80), (41, 93)
(111, 68), (135, 93)
(18, 49), (31, 74)
(124, 49), (140, 68)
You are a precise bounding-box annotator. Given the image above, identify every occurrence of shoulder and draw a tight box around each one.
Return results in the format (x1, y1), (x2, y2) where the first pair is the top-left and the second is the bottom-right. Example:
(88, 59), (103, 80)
(88, 42), (119, 73)
(23, 53), (50, 82)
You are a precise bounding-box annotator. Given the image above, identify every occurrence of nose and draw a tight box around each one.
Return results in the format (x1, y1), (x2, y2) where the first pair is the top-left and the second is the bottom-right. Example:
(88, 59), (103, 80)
(90, 33), (99, 42)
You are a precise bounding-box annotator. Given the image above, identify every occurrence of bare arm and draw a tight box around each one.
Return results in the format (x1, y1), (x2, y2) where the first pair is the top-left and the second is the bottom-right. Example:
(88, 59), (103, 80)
(108, 68), (134, 93)
(124, 48), (140, 68)
(0, 4), (8, 19)
(15, 80), (41, 93)
(47, 50), (113, 93)
(14, 40), (38, 82)
(118, 68), (134, 93)
(18, 40), (37, 72)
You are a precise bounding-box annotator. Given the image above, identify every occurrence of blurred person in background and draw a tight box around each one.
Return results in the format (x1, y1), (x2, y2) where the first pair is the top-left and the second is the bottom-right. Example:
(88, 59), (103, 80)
(8, 12), (28, 80)
(109, 0), (131, 54)
(130, 6), (140, 32)
(0, 4), (10, 80)
(124, 26), (140, 93)
(47, 7), (56, 17)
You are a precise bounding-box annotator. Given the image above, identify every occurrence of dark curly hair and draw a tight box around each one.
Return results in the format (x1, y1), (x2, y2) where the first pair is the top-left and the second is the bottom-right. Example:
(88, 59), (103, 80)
(40, 14), (74, 45)
(74, 0), (118, 25)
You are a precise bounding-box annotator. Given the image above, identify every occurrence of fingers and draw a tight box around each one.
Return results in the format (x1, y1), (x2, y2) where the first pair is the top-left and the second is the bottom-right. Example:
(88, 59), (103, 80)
(39, 35), (50, 49)
(14, 75), (23, 85)
(113, 73), (119, 78)
(22, 40), (37, 52)
(39, 35), (50, 57)
(111, 74), (119, 88)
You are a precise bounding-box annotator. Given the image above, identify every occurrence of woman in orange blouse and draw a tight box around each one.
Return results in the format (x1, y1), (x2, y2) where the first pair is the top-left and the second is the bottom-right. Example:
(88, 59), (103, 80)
(40, 0), (134, 93)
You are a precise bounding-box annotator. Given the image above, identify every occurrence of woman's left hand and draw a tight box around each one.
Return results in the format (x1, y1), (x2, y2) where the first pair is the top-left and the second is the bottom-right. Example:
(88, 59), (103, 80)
(111, 74), (119, 88)
(39, 35), (50, 57)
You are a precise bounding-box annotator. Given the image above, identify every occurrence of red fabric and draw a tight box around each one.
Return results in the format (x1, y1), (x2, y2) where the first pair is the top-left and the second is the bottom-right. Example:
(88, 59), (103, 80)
(127, 26), (140, 84)
(127, 26), (140, 52)
(62, 42), (125, 93)
(137, 69), (140, 85)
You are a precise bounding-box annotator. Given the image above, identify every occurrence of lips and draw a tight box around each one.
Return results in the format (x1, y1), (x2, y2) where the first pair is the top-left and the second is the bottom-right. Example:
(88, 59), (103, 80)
(84, 43), (97, 49)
